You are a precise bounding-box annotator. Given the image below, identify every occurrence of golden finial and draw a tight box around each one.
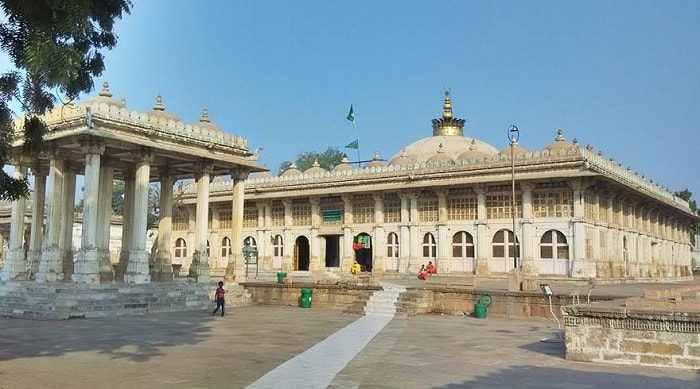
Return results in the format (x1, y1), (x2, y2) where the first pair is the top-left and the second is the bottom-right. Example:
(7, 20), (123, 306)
(442, 90), (452, 120)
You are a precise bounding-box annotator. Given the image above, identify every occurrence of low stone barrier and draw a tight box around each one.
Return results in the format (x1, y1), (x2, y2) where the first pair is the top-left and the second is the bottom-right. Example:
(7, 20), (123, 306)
(562, 290), (700, 369)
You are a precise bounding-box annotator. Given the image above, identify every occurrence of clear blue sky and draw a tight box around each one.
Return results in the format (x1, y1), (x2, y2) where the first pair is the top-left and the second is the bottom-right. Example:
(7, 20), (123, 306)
(74, 1), (700, 200)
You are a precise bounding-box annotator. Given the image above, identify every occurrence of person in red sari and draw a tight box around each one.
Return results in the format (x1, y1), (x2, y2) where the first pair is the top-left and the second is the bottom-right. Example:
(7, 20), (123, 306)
(426, 261), (436, 274)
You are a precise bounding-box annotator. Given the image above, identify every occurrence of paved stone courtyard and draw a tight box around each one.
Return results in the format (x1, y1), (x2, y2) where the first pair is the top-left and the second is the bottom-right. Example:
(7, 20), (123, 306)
(0, 306), (697, 388)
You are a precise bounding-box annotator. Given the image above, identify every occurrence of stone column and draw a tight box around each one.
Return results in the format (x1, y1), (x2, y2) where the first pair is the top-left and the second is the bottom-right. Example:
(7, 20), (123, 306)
(282, 199), (293, 271)
(408, 193), (419, 271)
(0, 165), (29, 281)
(94, 165), (113, 282)
(115, 172), (134, 280)
(372, 193), (385, 272)
(225, 170), (246, 281)
(569, 180), (589, 278)
(341, 194), (353, 272)
(309, 197), (321, 271)
(60, 170), (76, 280)
(124, 150), (153, 284)
(259, 201), (271, 268)
(519, 182), (537, 277)
(474, 185), (490, 275)
(27, 164), (47, 279)
(398, 194), (410, 273)
(151, 171), (174, 281)
(37, 157), (65, 282)
(436, 191), (449, 273)
(73, 141), (105, 284)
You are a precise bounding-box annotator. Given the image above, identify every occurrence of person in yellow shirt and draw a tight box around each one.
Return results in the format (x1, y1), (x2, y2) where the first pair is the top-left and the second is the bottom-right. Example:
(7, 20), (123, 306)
(350, 261), (362, 275)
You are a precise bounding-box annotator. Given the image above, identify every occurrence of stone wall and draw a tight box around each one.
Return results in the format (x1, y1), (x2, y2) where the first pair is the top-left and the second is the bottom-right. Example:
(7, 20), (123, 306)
(241, 282), (379, 310)
(562, 303), (700, 369)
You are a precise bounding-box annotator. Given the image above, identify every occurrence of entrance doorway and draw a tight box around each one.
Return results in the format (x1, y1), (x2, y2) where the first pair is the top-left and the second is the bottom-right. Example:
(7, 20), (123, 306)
(324, 235), (340, 267)
(294, 236), (310, 270)
(353, 232), (373, 272)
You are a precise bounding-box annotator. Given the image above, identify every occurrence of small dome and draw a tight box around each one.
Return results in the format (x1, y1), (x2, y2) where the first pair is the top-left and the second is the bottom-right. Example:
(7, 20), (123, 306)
(281, 162), (302, 176)
(498, 142), (529, 158)
(544, 129), (575, 154)
(389, 136), (497, 166)
(252, 171), (272, 178)
(212, 176), (225, 183)
(304, 159), (327, 175)
(364, 151), (385, 168)
(82, 81), (126, 108)
(332, 156), (355, 172)
(426, 143), (454, 163)
(197, 108), (223, 132)
(458, 139), (492, 161)
(149, 94), (180, 121)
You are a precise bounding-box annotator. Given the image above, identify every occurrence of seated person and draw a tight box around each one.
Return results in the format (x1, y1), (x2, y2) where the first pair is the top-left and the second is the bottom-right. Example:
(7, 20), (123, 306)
(350, 261), (362, 275)
(417, 264), (429, 280)
(426, 261), (436, 274)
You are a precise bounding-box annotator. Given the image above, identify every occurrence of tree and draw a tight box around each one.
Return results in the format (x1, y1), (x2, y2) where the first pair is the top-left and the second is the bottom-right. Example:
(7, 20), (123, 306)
(674, 188), (700, 245)
(0, 0), (132, 201)
(278, 147), (346, 175)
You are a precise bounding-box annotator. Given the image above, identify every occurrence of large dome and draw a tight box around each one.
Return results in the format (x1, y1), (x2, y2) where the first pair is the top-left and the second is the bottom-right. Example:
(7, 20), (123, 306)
(389, 92), (498, 166)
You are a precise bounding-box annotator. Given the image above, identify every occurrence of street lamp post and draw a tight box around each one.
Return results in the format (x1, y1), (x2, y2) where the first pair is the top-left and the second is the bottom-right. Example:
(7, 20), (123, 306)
(508, 125), (520, 270)
(242, 241), (258, 279)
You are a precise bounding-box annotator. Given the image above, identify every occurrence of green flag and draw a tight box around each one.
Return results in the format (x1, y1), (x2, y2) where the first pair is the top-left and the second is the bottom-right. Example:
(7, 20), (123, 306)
(345, 139), (359, 149)
(346, 104), (355, 122)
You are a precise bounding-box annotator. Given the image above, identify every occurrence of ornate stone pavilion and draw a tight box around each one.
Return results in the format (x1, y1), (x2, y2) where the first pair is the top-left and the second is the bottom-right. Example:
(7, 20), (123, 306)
(0, 82), (264, 284)
(172, 92), (697, 282)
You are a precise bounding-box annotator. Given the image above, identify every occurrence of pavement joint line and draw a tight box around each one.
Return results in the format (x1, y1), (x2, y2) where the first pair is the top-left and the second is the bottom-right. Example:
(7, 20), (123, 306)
(247, 315), (393, 389)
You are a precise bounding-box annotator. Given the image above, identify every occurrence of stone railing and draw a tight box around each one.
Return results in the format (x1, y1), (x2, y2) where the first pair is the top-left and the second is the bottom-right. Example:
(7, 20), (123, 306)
(562, 285), (700, 369)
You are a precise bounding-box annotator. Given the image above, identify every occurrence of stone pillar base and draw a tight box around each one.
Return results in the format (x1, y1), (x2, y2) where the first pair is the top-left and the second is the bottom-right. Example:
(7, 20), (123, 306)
(188, 251), (211, 283)
(36, 248), (65, 283)
(150, 262), (174, 282)
(570, 259), (588, 278)
(0, 249), (29, 281)
(474, 258), (490, 276)
(507, 268), (522, 292)
(125, 250), (151, 284)
(97, 248), (113, 283)
(521, 256), (538, 278)
(27, 250), (42, 280)
(72, 249), (100, 284)
(114, 251), (130, 281)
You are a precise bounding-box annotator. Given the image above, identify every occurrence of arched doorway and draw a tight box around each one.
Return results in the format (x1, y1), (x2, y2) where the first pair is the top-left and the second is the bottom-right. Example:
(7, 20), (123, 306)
(294, 236), (310, 271)
(353, 232), (373, 272)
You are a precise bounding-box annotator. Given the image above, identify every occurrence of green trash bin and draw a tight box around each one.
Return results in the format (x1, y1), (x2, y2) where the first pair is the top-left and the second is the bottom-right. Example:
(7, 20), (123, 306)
(276, 272), (287, 284)
(473, 303), (487, 319)
(300, 288), (313, 308)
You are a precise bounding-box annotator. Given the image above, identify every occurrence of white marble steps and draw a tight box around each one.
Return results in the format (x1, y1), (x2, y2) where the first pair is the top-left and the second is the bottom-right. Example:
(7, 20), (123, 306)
(363, 283), (407, 317)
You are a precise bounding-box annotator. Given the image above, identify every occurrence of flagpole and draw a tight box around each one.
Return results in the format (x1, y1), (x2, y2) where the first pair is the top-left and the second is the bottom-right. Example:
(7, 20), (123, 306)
(352, 120), (361, 167)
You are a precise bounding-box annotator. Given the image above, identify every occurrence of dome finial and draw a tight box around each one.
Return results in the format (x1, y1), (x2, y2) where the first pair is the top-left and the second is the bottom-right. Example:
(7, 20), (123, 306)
(99, 81), (112, 97)
(200, 107), (210, 123)
(442, 90), (452, 120)
(555, 129), (565, 141)
(153, 94), (164, 111)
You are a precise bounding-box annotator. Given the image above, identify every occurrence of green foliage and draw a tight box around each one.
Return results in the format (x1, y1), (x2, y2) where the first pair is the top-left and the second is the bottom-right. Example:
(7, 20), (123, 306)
(278, 147), (346, 175)
(0, 0), (132, 201)
(674, 188), (700, 245)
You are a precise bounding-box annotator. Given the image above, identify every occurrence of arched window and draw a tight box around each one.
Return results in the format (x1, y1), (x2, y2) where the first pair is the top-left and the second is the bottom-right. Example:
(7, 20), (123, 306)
(208, 207), (213, 229)
(492, 229), (519, 258)
(221, 237), (231, 258)
(452, 231), (474, 259)
(422, 233), (436, 258)
(174, 238), (187, 258)
(386, 232), (399, 258)
(245, 236), (257, 248)
(206, 240), (210, 256)
(540, 230), (568, 259)
(273, 235), (283, 257)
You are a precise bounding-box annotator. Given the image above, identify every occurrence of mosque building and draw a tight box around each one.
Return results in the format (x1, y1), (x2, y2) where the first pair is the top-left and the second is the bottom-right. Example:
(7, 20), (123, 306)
(1, 87), (697, 284)
(171, 91), (697, 281)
